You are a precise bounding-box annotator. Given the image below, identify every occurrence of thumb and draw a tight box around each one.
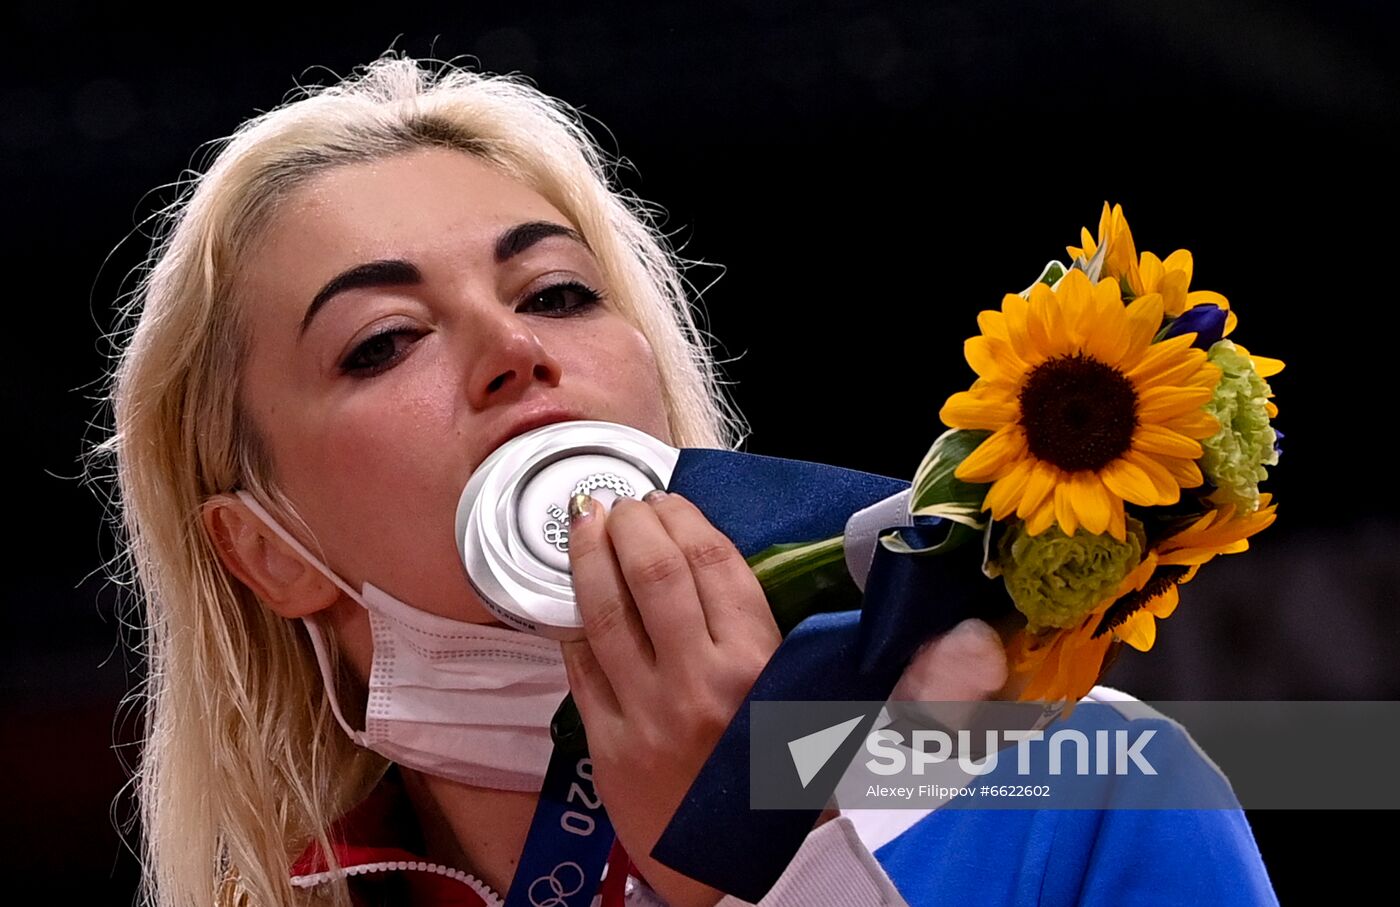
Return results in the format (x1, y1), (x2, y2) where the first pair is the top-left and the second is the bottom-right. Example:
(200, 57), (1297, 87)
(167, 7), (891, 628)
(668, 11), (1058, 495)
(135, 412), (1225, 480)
(890, 618), (1009, 702)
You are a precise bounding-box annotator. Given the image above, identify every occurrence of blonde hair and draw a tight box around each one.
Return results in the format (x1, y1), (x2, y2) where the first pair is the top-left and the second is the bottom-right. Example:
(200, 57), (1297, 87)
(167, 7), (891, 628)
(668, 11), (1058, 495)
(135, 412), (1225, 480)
(86, 52), (746, 907)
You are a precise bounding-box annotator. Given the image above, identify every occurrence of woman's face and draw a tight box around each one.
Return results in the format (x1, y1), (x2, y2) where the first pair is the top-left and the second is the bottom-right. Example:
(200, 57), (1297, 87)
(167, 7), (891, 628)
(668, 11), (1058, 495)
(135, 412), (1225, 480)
(234, 147), (673, 623)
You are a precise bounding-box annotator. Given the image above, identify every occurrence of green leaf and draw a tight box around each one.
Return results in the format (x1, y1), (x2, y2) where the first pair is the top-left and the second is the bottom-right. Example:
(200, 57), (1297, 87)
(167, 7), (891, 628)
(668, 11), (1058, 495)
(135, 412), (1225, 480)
(1019, 260), (1067, 297)
(748, 535), (863, 636)
(876, 519), (981, 557)
(909, 428), (992, 526)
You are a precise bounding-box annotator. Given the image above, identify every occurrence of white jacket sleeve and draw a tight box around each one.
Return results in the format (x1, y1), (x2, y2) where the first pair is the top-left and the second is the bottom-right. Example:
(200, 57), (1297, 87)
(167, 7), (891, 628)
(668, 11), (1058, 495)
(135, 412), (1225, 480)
(625, 813), (907, 907)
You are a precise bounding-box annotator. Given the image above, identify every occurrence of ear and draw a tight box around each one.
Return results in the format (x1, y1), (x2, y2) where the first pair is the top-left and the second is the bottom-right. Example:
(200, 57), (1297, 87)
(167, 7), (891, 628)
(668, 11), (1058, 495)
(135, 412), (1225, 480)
(201, 494), (343, 619)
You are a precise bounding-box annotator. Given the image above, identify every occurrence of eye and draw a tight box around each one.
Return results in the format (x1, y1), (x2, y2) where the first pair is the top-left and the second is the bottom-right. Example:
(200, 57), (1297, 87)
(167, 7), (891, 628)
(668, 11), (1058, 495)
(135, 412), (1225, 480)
(339, 327), (424, 377)
(517, 280), (606, 316)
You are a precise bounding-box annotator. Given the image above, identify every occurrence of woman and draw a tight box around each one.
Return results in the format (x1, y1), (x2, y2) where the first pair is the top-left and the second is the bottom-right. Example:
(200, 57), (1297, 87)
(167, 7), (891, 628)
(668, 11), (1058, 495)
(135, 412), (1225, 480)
(93, 53), (1277, 906)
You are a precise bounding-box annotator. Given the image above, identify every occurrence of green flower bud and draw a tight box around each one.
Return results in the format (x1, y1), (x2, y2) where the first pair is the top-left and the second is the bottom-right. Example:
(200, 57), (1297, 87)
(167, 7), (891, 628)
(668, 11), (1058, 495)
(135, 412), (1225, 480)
(1200, 339), (1278, 513)
(998, 518), (1145, 632)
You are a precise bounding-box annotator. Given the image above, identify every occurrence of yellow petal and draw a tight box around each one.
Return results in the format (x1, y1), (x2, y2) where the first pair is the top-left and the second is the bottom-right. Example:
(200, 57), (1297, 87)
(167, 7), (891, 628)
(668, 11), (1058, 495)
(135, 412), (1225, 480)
(1117, 611), (1157, 652)
(984, 459), (1035, 520)
(965, 336), (1026, 384)
(1099, 458), (1160, 506)
(955, 423), (1026, 482)
(1069, 471), (1112, 536)
(1132, 424), (1204, 459)
(1025, 501), (1058, 536)
(1182, 360), (1224, 391)
(1017, 461), (1058, 520)
(1122, 292), (1165, 360)
(1107, 497), (1127, 543)
(1156, 455), (1204, 489)
(1056, 270), (1092, 348)
(1233, 343), (1286, 378)
(1162, 248), (1194, 283)
(1083, 279), (1130, 365)
(1125, 334), (1206, 386)
(977, 309), (1009, 342)
(1158, 269), (1192, 316)
(1025, 283), (1058, 352)
(1001, 293), (1041, 365)
(1136, 385), (1216, 421)
(1158, 546), (1229, 567)
(1124, 451), (1181, 504)
(1187, 289), (1229, 310)
(1054, 482), (1080, 536)
(940, 391), (1018, 431)
(1119, 551), (1159, 595)
(1266, 401), (1279, 418)
(1139, 250), (1165, 292)
(1148, 585), (1181, 618)
(1164, 410), (1220, 439)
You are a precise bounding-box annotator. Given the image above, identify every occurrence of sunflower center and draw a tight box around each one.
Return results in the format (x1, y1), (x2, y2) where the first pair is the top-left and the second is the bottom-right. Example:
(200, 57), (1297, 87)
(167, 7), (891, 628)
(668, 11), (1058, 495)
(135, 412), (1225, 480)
(1019, 353), (1138, 472)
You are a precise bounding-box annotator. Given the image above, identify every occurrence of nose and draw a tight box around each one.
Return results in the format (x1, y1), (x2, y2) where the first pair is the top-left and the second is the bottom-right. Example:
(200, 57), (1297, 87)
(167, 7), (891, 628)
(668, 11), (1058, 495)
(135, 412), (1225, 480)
(463, 306), (564, 411)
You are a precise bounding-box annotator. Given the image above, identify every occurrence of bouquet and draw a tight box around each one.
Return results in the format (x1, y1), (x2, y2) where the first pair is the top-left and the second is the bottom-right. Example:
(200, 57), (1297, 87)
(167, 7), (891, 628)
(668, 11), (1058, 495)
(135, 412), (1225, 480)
(750, 202), (1282, 705)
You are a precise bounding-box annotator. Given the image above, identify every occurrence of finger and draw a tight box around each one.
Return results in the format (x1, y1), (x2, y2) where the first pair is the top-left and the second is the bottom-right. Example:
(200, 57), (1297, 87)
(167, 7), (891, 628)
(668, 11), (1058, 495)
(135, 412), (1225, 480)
(646, 491), (778, 648)
(604, 494), (711, 665)
(567, 494), (656, 709)
(890, 618), (1009, 702)
(888, 619), (1024, 743)
(561, 637), (622, 724)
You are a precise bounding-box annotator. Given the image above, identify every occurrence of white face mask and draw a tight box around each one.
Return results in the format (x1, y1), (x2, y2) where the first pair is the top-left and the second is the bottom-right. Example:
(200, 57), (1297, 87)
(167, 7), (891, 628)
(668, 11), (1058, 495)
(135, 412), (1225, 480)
(234, 490), (570, 792)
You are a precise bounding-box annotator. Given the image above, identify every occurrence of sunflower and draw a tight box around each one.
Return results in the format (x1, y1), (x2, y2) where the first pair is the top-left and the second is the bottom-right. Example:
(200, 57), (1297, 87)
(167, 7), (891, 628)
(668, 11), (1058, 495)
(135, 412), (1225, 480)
(1005, 608), (1114, 706)
(1068, 202), (1240, 336)
(1007, 493), (1278, 703)
(1067, 202), (1144, 297)
(1139, 249), (1238, 335)
(940, 268), (1223, 544)
(1094, 492), (1279, 650)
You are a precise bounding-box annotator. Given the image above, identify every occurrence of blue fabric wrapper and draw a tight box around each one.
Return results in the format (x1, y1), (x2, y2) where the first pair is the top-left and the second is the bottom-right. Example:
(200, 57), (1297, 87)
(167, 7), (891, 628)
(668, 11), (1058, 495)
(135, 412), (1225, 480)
(651, 449), (1010, 902)
(665, 447), (909, 558)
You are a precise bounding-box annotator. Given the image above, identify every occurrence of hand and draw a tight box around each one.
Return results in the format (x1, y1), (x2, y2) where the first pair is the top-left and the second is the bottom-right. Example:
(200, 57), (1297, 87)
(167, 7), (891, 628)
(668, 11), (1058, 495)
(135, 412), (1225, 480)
(561, 490), (781, 907)
(887, 616), (1045, 749)
(890, 616), (1012, 702)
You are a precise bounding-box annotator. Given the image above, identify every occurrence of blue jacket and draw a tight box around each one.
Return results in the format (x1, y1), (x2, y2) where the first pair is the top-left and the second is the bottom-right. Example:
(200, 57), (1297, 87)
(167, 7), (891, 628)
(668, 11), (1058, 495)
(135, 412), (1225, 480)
(859, 687), (1280, 906)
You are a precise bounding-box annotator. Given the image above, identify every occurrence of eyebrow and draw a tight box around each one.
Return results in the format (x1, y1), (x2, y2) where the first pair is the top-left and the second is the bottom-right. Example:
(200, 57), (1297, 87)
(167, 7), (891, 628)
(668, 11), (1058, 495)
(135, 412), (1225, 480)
(299, 220), (590, 338)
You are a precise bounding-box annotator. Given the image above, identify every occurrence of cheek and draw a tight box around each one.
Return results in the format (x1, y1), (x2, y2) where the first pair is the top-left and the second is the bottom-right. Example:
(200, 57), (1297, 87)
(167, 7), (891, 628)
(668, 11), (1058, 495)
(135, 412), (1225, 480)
(279, 376), (472, 609)
(317, 378), (458, 491)
(609, 325), (672, 435)
(275, 371), (459, 541)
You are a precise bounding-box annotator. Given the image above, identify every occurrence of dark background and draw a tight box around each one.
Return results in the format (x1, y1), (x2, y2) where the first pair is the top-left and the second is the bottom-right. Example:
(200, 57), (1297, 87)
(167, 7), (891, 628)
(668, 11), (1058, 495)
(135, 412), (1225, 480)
(5, 0), (1396, 901)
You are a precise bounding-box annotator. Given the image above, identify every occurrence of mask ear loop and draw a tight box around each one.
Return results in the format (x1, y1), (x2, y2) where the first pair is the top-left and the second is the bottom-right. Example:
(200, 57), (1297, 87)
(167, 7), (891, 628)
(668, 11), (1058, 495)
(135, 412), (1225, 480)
(233, 490), (371, 745)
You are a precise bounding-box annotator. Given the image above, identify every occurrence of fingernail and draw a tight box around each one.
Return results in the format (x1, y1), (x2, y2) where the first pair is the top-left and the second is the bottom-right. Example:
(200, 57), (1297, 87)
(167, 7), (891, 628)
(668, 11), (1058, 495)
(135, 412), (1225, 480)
(643, 488), (667, 503)
(569, 493), (594, 522)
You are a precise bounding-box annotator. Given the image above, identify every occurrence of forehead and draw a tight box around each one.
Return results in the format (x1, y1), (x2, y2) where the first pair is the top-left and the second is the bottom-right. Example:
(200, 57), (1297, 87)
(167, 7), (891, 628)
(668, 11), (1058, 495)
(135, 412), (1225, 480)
(236, 148), (576, 337)
(264, 147), (569, 254)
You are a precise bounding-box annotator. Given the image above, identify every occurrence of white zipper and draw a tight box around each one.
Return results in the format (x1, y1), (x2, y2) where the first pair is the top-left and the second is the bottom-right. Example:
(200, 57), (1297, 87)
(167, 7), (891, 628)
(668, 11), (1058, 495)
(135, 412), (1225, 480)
(290, 859), (504, 906)
(290, 859), (641, 905)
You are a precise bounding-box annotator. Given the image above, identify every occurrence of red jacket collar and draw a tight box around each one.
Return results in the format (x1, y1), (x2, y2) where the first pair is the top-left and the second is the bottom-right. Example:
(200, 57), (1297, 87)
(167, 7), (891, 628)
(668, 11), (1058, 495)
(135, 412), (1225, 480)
(289, 765), (637, 907)
(290, 765), (497, 906)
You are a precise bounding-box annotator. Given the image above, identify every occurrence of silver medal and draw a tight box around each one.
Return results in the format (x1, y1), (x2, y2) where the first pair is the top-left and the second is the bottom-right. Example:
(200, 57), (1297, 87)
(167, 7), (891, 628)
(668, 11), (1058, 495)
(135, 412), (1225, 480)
(455, 420), (680, 639)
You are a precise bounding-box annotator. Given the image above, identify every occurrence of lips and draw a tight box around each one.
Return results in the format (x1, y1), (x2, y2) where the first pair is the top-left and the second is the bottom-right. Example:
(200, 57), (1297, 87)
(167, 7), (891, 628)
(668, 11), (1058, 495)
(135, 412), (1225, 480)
(484, 408), (588, 460)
